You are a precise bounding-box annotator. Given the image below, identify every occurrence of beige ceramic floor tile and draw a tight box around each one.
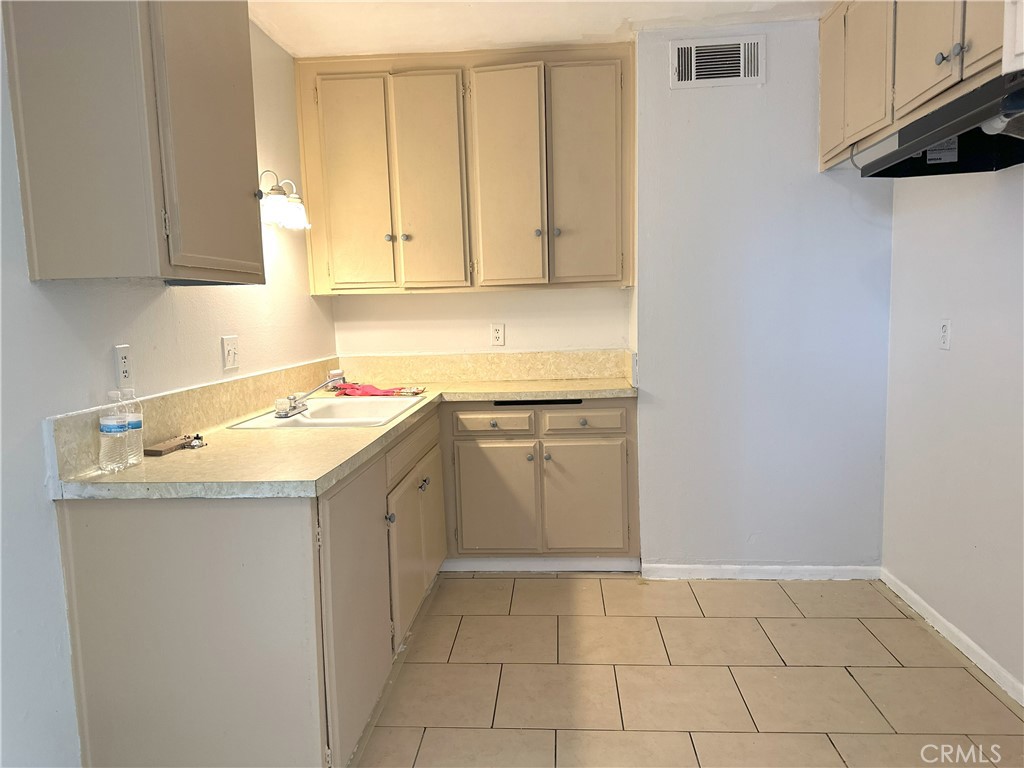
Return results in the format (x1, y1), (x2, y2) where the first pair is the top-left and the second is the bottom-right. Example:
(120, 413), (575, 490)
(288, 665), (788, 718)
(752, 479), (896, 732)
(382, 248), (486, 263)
(830, 734), (979, 768)
(861, 619), (969, 667)
(415, 728), (555, 768)
(780, 580), (904, 618)
(356, 727), (423, 768)
(851, 668), (1024, 735)
(692, 733), (846, 768)
(493, 664), (622, 730)
(689, 581), (802, 617)
(402, 615), (461, 663)
(439, 572), (474, 578)
(759, 618), (900, 666)
(429, 578), (513, 615)
(869, 581), (918, 618)
(510, 578), (605, 616)
(601, 579), (703, 617)
(658, 618), (782, 666)
(377, 663), (500, 728)
(475, 572), (558, 578)
(732, 667), (893, 733)
(558, 616), (669, 665)
(971, 735), (1024, 768)
(556, 730), (698, 767)
(968, 666), (1024, 720)
(616, 665), (755, 732)
(449, 615), (557, 663)
(559, 571), (638, 579)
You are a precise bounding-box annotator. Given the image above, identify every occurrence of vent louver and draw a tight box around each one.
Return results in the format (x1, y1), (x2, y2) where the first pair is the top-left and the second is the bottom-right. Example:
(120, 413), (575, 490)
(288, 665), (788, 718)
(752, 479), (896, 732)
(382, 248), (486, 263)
(670, 36), (766, 89)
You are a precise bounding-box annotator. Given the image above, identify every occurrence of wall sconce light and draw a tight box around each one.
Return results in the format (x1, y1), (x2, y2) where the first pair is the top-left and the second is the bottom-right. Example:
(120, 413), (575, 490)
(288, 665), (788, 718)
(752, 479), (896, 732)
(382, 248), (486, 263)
(257, 170), (311, 230)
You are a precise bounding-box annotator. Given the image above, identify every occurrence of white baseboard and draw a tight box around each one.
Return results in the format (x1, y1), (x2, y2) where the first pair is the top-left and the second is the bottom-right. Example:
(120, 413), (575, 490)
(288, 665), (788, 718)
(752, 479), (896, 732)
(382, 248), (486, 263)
(441, 556), (640, 573)
(641, 563), (882, 580)
(881, 567), (1024, 706)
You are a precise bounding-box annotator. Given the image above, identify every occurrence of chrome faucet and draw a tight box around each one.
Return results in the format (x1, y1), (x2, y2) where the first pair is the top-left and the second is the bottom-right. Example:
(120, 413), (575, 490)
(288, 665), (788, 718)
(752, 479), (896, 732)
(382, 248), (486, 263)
(275, 373), (345, 418)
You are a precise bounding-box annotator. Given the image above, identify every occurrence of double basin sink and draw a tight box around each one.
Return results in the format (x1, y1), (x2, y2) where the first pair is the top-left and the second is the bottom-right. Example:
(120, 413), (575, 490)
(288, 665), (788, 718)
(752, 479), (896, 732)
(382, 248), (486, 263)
(232, 396), (425, 429)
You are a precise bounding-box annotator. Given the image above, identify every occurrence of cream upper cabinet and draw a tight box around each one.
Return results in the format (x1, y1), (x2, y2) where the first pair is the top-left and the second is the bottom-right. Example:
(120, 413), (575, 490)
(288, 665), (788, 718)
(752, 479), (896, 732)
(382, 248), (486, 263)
(390, 71), (471, 288)
(894, 1), (963, 116)
(305, 70), (470, 291)
(315, 74), (398, 288)
(962, 0), (1006, 76)
(844, 2), (895, 143)
(4, 1), (264, 283)
(819, 5), (847, 158)
(541, 438), (627, 551)
(547, 62), (622, 283)
(1006, 0), (1024, 73)
(470, 63), (549, 286)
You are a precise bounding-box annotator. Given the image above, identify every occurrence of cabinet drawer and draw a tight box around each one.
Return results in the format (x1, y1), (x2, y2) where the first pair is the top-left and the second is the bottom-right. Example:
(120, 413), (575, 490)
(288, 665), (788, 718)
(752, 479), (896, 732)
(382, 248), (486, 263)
(386, 416), (439, 489)
(542, 408), (625, 434)
(453, 411), (534, 435)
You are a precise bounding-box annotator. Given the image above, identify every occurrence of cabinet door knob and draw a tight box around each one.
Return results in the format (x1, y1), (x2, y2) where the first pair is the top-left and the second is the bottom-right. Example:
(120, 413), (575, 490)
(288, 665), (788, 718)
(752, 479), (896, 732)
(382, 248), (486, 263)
(384, 233), (394, 242)
(579, 417), (588, 427)
(952, 41), (968, 57)
(385, 512), (396, 523)
(543, 453), (552, 461)
(418, 477), (430, 492)
(554, 228), (562, 237)
(526, 454), (535, 461)
(401, 233), (410, 241)
(935, 51), (951, 65)
(534, 229), (542, 237)
(489, 419), (498, 428)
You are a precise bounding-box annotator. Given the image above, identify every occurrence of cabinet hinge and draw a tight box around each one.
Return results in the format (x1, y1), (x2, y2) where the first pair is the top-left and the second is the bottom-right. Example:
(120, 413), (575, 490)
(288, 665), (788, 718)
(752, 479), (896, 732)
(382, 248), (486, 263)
(454, 526), (459, 544)
(390, 620), (396, 638)
(324, 746), (332, 768)
(314, 87), (319, 105)
(620, 73), (624, 89)
(316, 526), (322, 549)
(161, 209), (170, 238)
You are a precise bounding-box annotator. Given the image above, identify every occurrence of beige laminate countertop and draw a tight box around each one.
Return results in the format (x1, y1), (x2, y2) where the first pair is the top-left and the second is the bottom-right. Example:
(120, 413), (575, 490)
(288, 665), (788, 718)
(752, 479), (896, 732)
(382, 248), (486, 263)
(58, 378), (635, 501)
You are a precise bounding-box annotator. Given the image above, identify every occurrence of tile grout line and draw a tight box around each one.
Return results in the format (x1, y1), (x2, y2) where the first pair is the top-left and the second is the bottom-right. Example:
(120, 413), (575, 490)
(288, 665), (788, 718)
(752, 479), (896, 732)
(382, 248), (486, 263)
(689, 731), (702, 768)
(556, 615), (559, 664)
(825, 733), (850, 768)
(508, 579), (517, 616)
(687, 581), (707, 618)
(727, 665), (760, 733)
(612, 664), (626, 731)
(655, 616), (674, 665)
(599, 579), (608, 616)
(856, 617), (904, 667)
(445, 615), (464, 664)
(844, 666), (899, 734)
(776, 581), (807, 618)
(754, 617), (788, 666)
(869, 579), (917, 619)
(490, 663), (503, 729)
(410, 726), (427, 768)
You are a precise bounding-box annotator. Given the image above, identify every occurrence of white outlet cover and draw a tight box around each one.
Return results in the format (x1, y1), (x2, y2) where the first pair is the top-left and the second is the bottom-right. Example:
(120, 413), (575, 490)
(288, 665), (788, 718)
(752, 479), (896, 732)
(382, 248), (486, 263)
(114, 343), (133, 388)
(490, 323), (505, 347)
(221, 335), (239, 369)
(939, 318), (951, 351)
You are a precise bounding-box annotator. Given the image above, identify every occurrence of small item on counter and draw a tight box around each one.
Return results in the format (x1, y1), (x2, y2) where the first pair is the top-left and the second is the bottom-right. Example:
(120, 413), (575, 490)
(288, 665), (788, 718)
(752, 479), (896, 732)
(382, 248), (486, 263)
(98, 390), (129, 472)
(119, 387), (144, 466)
(143, 434), (206, 457)
(326, 369), (347, 390)
(334, 383), (425, 397)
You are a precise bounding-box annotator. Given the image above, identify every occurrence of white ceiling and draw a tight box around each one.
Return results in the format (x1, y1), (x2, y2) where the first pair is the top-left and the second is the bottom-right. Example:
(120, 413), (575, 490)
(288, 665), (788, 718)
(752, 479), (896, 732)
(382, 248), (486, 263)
(249, 1), (830, 59)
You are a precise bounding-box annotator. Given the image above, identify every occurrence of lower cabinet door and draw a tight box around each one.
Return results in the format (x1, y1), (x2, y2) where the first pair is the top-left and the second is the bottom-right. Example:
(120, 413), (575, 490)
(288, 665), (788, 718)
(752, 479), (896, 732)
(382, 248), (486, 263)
(387, 472), (425, 645)
(319, 459), (393, 765)
(541, 438), (627, 551)
(455, 439), (542, 551)
(418, 445), (448, 584)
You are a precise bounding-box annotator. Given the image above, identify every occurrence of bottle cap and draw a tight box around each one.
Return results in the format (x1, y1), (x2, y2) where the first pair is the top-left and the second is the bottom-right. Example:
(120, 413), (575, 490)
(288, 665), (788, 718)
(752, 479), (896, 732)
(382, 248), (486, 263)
(107, 390), (122, 400)
(120, 387), (135, 398)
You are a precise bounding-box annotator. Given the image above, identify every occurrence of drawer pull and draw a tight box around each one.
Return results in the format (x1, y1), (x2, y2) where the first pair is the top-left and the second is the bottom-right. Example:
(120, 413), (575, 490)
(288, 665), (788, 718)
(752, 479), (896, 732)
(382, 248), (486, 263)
(544, 453), (552, 461)
(526, 454), (535, 462)
(579, 417), (588, 427)
(490, 419), (498, 428)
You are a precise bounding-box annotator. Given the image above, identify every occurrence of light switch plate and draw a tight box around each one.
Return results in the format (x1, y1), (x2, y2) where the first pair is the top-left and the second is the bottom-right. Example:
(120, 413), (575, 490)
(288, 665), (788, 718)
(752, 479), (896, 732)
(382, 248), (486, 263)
(221, 335), (239, 370)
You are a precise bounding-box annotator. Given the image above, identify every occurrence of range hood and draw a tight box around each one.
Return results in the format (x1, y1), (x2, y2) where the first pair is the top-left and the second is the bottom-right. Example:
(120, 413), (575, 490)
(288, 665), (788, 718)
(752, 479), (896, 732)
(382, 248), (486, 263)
(857, 71), (1024, 178)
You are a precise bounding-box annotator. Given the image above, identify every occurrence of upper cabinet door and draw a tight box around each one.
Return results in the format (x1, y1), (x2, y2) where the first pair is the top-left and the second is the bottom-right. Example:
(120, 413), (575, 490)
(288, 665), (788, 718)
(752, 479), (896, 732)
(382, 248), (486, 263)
(150, 2), (263, 277)
(469, 63), (548, 286)
(844, 1), (895, 144)
(316, 74), (397, 288)
(389, 71), (470, 288)
(819, 5), (847, 159)
(894, 0), (963, 117)
(961, 0), (1004, 77)
(547, 61), (622, 283)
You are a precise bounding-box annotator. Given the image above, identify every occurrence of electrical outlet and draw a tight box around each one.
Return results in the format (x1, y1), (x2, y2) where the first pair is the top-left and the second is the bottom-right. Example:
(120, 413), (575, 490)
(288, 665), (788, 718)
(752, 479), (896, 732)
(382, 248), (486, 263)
(939, 318), (952, 351)
(114, 344), (133, 388)
(490, 323), (505, 347)
(221, 335), (239, 370)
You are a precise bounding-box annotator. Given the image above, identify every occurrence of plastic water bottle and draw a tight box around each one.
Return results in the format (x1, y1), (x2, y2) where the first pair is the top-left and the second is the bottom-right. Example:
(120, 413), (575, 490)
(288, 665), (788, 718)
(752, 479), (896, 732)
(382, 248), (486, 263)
(120, 387), (144, 466)
(98, 390), (128, 472)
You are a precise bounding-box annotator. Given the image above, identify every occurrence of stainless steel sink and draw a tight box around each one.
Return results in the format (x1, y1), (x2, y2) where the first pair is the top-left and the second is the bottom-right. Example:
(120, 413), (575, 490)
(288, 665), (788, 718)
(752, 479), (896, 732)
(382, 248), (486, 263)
(232, 396), (424, 429)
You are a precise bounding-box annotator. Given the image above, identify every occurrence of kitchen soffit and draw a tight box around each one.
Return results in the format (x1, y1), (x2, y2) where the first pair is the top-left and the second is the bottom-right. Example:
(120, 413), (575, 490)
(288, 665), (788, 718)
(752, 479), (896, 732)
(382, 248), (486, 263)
(248, 1), (830, 59)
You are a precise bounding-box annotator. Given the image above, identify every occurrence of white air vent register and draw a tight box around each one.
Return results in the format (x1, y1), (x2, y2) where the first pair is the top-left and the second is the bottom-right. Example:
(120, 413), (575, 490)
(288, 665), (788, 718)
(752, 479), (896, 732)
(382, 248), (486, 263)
(670, 35), (766, 89)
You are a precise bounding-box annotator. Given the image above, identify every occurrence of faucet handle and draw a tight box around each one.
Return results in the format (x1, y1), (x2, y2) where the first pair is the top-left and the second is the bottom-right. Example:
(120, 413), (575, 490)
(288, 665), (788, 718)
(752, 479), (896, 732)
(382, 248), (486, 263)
(275, 398), (292, 414)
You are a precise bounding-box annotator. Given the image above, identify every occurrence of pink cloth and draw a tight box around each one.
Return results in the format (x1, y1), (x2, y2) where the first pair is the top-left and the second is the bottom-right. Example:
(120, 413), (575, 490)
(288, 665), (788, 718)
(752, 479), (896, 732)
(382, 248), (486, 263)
(334, 383), (423, 397)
